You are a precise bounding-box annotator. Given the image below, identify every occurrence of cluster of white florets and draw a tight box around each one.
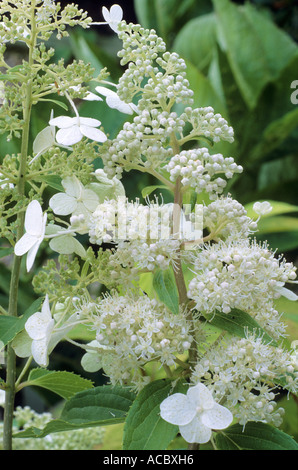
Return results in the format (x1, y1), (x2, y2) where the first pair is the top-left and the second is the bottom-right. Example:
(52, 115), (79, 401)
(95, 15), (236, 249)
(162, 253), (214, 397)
(165, 148), (242, 198)
(88, 198), (178, 245)
(203, 196), (257, 240)
(191, 333), (298, 427)
(187, 239), (297, 321)
(78, 294), (193, 389)
(181, 106), (234, 144)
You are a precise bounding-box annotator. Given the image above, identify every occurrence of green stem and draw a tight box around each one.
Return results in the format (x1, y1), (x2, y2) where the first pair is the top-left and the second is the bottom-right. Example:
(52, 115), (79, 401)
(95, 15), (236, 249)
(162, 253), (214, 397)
(3, 2), (37, 451)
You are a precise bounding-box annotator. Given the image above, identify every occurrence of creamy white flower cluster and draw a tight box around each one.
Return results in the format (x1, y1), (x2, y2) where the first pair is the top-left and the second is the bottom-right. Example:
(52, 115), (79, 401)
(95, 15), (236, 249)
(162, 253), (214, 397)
(107, 238), (181, 285)
(187, 239), (297, 331)
(181, 106), (234, 144)
(203, 196), (257, 240)
(89, 198), (178, 245)
(165, 148), (243, 199)
(78, 294), (193, 390)
(100, 108), (185, 178)
(191, 334), (298, 427)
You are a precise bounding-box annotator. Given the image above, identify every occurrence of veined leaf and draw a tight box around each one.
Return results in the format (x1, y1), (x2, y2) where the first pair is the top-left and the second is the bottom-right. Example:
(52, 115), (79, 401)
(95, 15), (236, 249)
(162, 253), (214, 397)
(216, 422), (298, 450)
(14, 385), (136, 439)
(0, 297), (42, 346)
(203, 308), (277, 345)
(123, 379), (188, 450)
(27, 368), (93, 400)
(153, 268), (179, 314)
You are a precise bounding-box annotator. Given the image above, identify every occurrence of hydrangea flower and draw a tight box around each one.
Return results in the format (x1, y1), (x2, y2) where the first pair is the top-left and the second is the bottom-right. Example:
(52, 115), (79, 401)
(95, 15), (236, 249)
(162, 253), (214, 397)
(95, 86), (138, 114)
(49, 175), (99, 219)
(14, 200), (47, 272)
(49, 114), (107, 146)
(160, 382), (233, 444)
(25, 295), (55, 367)
(253, 201), (273, 216)
(101, 4), (123, 33)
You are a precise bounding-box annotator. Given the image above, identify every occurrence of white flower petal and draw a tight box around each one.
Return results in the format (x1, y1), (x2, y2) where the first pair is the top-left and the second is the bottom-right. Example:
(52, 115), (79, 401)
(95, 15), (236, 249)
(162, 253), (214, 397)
(25, 297), (53, 341)
(187, 383), (214, 410)
(49, 193), (77, 215)
(62, 175), (82, 198)
(80, 125), (107, 143)
(95, 86), (117, 98)
(24, 200), (43, 236)
(160, 393), (196, 426)
(31, 338), (50, 367)
(79, 117), (102, 127)
(106, 96), (134, 114)
(49, 116), (76, 129)
(109, 4), (123, 22)
(276, 286), (298, 301)
(26, 241), (41, 271)
(82, 188), (99, 212)
(14, 233), (37, 256)
(179, 416), (212, 444)
(56, 126), (83, 146)
(33, 125), (56, 155)
(201, 403), (233, 430)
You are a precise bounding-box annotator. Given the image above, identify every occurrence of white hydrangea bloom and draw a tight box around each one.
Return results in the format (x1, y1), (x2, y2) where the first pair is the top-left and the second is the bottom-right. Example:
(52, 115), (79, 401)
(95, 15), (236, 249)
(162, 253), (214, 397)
(160, 382), (233, 444)
(95, 86), (138, 114)
(25, 295), (55, 367)
(101, 4), (123, 33)
(165, 148), (242, 199)
(49, 175), (99, 222)
(253, 201), (273, 216)
(49, 115), (107, 146)
(187, 238), (297, 318)
(14, 200), (47, 272)
(191, 334), (298, 427)
(79, 294), (193, 389)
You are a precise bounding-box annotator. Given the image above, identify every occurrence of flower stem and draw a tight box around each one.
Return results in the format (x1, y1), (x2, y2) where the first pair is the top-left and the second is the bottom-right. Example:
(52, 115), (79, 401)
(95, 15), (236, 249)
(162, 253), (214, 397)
(3, 2), (36, 450)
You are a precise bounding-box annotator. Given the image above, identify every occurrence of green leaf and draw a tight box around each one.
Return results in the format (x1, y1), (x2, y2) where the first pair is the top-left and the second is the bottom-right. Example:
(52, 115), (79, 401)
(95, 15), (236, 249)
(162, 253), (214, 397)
(61, 385), (136, 425)
(249, 108), (298, 162)
(0, 247), (14, 258)
(123, 379), (188, 450)
(216, 422), (298, 450)
(173, 13), (217, 72)
(14, 385), (136, 439)
(38, 98), (68, 111)
(141, 185), (169, 198)
(39, 175), (64, 191)
(27, 369), (93, 400)
(203, 308), (276, 345)
(0, 297), (42, 346)
(212, 0), (298, 108)
(153, 268), (179, 314)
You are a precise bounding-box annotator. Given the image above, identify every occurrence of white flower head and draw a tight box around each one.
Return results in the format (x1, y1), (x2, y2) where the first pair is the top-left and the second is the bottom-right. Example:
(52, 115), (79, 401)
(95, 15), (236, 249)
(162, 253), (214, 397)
(14, 200), (47, 272)
(102, 4), (123, 33)
(95, 86), (138, 115)
(49, 175), (99, 219)
(253, 201), (273, 216)
(25, 295), (55, 367)
(49, 114), (107, 146)
(160, 382), (233, 444)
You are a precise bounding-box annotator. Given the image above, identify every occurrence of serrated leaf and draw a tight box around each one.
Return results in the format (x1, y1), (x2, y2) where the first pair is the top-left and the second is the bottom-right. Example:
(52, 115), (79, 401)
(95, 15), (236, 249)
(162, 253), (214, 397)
(61, 385), (136, 425)
(216, 422), (298, 450)
(203, 308), (276, 346)
(27, 368), (93, 400)
(14, 385), (136, 439)
(0, 297), (42, 346)
(123, 379), (188, 450)
(153, 268), (179, 314)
